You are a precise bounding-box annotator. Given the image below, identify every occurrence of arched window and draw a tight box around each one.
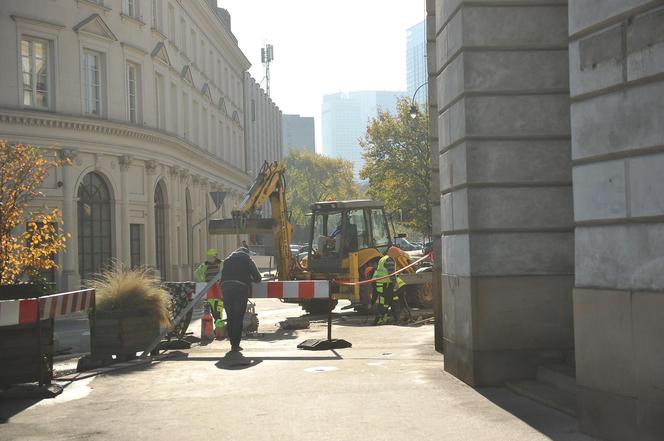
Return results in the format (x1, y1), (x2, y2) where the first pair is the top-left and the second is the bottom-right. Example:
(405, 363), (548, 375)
(78, 172), (112, 281)
(154, 181), (167, 277)
(185, 189), (192, 266)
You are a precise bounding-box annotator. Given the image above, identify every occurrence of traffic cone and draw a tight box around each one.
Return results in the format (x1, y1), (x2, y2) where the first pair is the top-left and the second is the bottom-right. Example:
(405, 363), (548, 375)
(201, 304), (215, 341)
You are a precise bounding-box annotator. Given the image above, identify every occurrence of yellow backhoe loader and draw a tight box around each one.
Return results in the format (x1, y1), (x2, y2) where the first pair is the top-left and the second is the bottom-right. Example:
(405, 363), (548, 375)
(209, 161), (432, 314)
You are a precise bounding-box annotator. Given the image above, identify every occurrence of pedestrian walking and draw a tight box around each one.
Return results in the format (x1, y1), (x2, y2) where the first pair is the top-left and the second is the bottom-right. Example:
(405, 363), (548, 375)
(220, 247), (262, 352)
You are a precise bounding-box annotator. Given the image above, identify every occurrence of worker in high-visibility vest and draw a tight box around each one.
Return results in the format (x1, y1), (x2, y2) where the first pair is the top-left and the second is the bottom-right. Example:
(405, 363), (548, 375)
(372, 252), (405, 325)
(194, 248), (224, 321)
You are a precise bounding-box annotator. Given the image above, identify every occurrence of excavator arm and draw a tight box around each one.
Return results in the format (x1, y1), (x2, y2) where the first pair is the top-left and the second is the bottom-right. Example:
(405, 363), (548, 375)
(209, 161), (293, 279)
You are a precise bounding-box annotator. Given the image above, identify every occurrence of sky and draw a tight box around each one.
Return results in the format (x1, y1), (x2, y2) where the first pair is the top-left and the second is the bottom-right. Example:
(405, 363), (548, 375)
(218, 0), (425, 152)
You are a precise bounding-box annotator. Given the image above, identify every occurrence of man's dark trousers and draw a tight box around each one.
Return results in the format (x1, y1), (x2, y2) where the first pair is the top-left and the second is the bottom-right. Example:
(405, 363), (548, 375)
(222, 282), (249, 347)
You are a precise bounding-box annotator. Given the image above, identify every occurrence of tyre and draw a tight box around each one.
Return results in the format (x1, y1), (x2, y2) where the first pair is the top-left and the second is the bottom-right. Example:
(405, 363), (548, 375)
(405, 285), (433, 309)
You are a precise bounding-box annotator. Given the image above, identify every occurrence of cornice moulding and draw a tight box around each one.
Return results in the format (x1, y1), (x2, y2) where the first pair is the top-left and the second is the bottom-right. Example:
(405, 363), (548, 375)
(11, 15), (65, 31)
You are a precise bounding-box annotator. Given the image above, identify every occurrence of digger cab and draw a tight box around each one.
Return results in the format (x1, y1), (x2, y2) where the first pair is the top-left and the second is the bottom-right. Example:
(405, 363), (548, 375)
(306, 200), (392, 274)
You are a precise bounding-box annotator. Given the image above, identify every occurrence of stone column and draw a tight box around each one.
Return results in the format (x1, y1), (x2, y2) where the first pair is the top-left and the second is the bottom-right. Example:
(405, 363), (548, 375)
(426, 0), (443, 353)
(145, 160), (157, 269)
(434, 0), (573, 385)
(568, 2), (664, 440)
(59, 149), (80, 290)
(119, 155), (132, 266)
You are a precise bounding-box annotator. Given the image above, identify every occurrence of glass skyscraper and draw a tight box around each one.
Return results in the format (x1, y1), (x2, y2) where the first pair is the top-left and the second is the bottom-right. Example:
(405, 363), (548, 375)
(322, 90), (404, 179)
(407, 20), (427, 104)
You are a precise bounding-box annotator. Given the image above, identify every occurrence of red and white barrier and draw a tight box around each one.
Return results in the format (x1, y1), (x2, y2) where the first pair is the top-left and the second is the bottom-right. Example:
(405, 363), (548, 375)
(0, 288), (95, 327)
(196, 280), (330, 300)
(251, 280), (329, 299)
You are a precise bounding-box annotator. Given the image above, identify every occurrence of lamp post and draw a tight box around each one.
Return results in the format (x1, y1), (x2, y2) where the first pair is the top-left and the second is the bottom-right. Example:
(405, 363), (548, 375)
(409, 82), (428, 119)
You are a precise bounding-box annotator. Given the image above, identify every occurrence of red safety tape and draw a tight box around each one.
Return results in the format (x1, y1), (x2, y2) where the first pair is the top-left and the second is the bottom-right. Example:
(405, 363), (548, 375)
(333, 253), (432, 286)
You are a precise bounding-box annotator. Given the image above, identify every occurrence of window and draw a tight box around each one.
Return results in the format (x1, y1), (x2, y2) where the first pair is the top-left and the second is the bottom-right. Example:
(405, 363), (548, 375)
(251, 99), (256, 122)
(151, 0), (162, 31)
(154, 182), (167, 277)
(82, 50), (102, 116)
(370, 208), (390, 252)
(127, 62), (139, 123)
(21, 37), (50, 109)
(180, 18), (187, 54)
(124, 0), (139, 18)
(190, 29), (196, 63)
(216, 59), (221, 87)
(347, 209), (370, 250)
(168, 4), (176, 40)
(170, 82), (177, 132)
(192, 100), (199, 144)
(202, 107), (208, 149)
(130, 224), (143, 268)
(78, 172), (113, 281)
(182, 91), (189, 138)
(200, 39), (205, 71)
(154, 72), (164, 129)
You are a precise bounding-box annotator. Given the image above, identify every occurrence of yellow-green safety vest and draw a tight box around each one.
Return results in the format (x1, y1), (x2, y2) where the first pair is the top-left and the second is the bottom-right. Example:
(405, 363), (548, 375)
(373, 255), (405, 294)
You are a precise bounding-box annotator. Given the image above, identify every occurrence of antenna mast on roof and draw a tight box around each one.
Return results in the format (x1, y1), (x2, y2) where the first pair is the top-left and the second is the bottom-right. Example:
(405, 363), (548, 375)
(261, 43), (274, 97)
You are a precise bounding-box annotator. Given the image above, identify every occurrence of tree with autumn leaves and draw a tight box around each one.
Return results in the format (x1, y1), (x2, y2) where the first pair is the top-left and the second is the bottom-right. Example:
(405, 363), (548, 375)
(360, 98), (432, 237)
(0, 141), (70, 285)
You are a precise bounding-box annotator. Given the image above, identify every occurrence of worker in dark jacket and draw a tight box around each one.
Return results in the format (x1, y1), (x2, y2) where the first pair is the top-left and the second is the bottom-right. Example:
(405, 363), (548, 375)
(220, 247), (262, 352)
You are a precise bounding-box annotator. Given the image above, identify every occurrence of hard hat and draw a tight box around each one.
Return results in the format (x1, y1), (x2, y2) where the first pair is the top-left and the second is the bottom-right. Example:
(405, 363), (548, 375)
(207, 248), (218, 257)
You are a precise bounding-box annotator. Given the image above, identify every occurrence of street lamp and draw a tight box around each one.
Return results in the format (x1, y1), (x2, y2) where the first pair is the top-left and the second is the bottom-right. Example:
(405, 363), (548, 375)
(409, 82), (428, 119)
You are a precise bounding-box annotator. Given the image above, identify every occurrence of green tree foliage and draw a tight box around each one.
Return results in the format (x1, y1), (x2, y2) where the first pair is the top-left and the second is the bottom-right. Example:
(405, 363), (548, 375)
(284, 149), (360, 241)
(360, 98), (431, 236)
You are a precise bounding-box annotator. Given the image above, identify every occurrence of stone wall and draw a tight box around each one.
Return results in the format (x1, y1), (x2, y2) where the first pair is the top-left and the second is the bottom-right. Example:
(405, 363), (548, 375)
(433, 0), (574, 386)
(569, 1), (664, 440)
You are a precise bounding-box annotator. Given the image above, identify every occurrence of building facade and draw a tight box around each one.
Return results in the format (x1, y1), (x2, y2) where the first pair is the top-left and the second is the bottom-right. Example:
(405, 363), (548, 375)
(282, 114), (315, 155)
(0, 0), (259, 290)
(321, 90), (403, 178)
(427, 1), (664, 439)
(406, 20), (427, 105)
(244, 72), (283, 254)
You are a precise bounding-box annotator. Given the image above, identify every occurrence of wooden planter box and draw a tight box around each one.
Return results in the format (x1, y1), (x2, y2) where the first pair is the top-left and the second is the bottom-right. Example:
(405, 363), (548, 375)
(90, 309), (160, 361)
(0, 319), (54, 387)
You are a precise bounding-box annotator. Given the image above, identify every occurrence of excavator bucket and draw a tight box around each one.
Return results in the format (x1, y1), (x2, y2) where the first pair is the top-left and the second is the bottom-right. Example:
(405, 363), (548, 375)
(209, 218), (276, 235)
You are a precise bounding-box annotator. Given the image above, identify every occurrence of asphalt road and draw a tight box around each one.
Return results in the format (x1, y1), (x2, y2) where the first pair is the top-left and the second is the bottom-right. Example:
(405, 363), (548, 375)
(1, 300), (596, 441)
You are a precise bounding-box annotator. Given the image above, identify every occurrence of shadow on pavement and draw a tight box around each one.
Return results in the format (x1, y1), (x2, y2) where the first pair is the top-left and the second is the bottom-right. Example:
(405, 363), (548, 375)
(215, 352), (263, 370)
(476, 387), (593, 441)
(243, 327), (298, 342)
(0, 399), (40, 424)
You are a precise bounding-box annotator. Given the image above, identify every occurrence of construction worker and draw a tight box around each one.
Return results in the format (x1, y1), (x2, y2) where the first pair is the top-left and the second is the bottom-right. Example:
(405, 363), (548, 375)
(194, 248), (224, 321)
(372, 250), (405, 325)
(220, 247), (262, 352)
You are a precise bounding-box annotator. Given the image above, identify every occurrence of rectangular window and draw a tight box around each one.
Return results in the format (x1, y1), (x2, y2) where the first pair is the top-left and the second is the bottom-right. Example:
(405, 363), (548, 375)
(192, 100), (199, 144)
(216, 59), (221, 87)
(127, 63), (138, 123)
(130, 224), (143, 268)
(202, 107), (208, 149)
(82, 50), (102, 116)
(124, 0), (139, 18)
(152, 0), (161, 31)
(182, 91), (189, 138)
(168, 4), (176, 40)
(154, 72), (164, 129)
(210, 115), (216, 153)
(170, 82), (177, 132)
(190, 29), (196, 63)
(180, 18), (187, 54)
(21, 37), (50, 109)
(217, 120), (222, 157)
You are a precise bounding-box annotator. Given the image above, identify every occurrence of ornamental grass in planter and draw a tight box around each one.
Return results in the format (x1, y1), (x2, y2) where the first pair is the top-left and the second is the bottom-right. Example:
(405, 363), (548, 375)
(88, 264), (170, 361)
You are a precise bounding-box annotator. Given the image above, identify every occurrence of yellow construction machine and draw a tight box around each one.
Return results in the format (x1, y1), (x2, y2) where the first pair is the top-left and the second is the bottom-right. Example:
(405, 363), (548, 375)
(209, 161), (432, 314)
